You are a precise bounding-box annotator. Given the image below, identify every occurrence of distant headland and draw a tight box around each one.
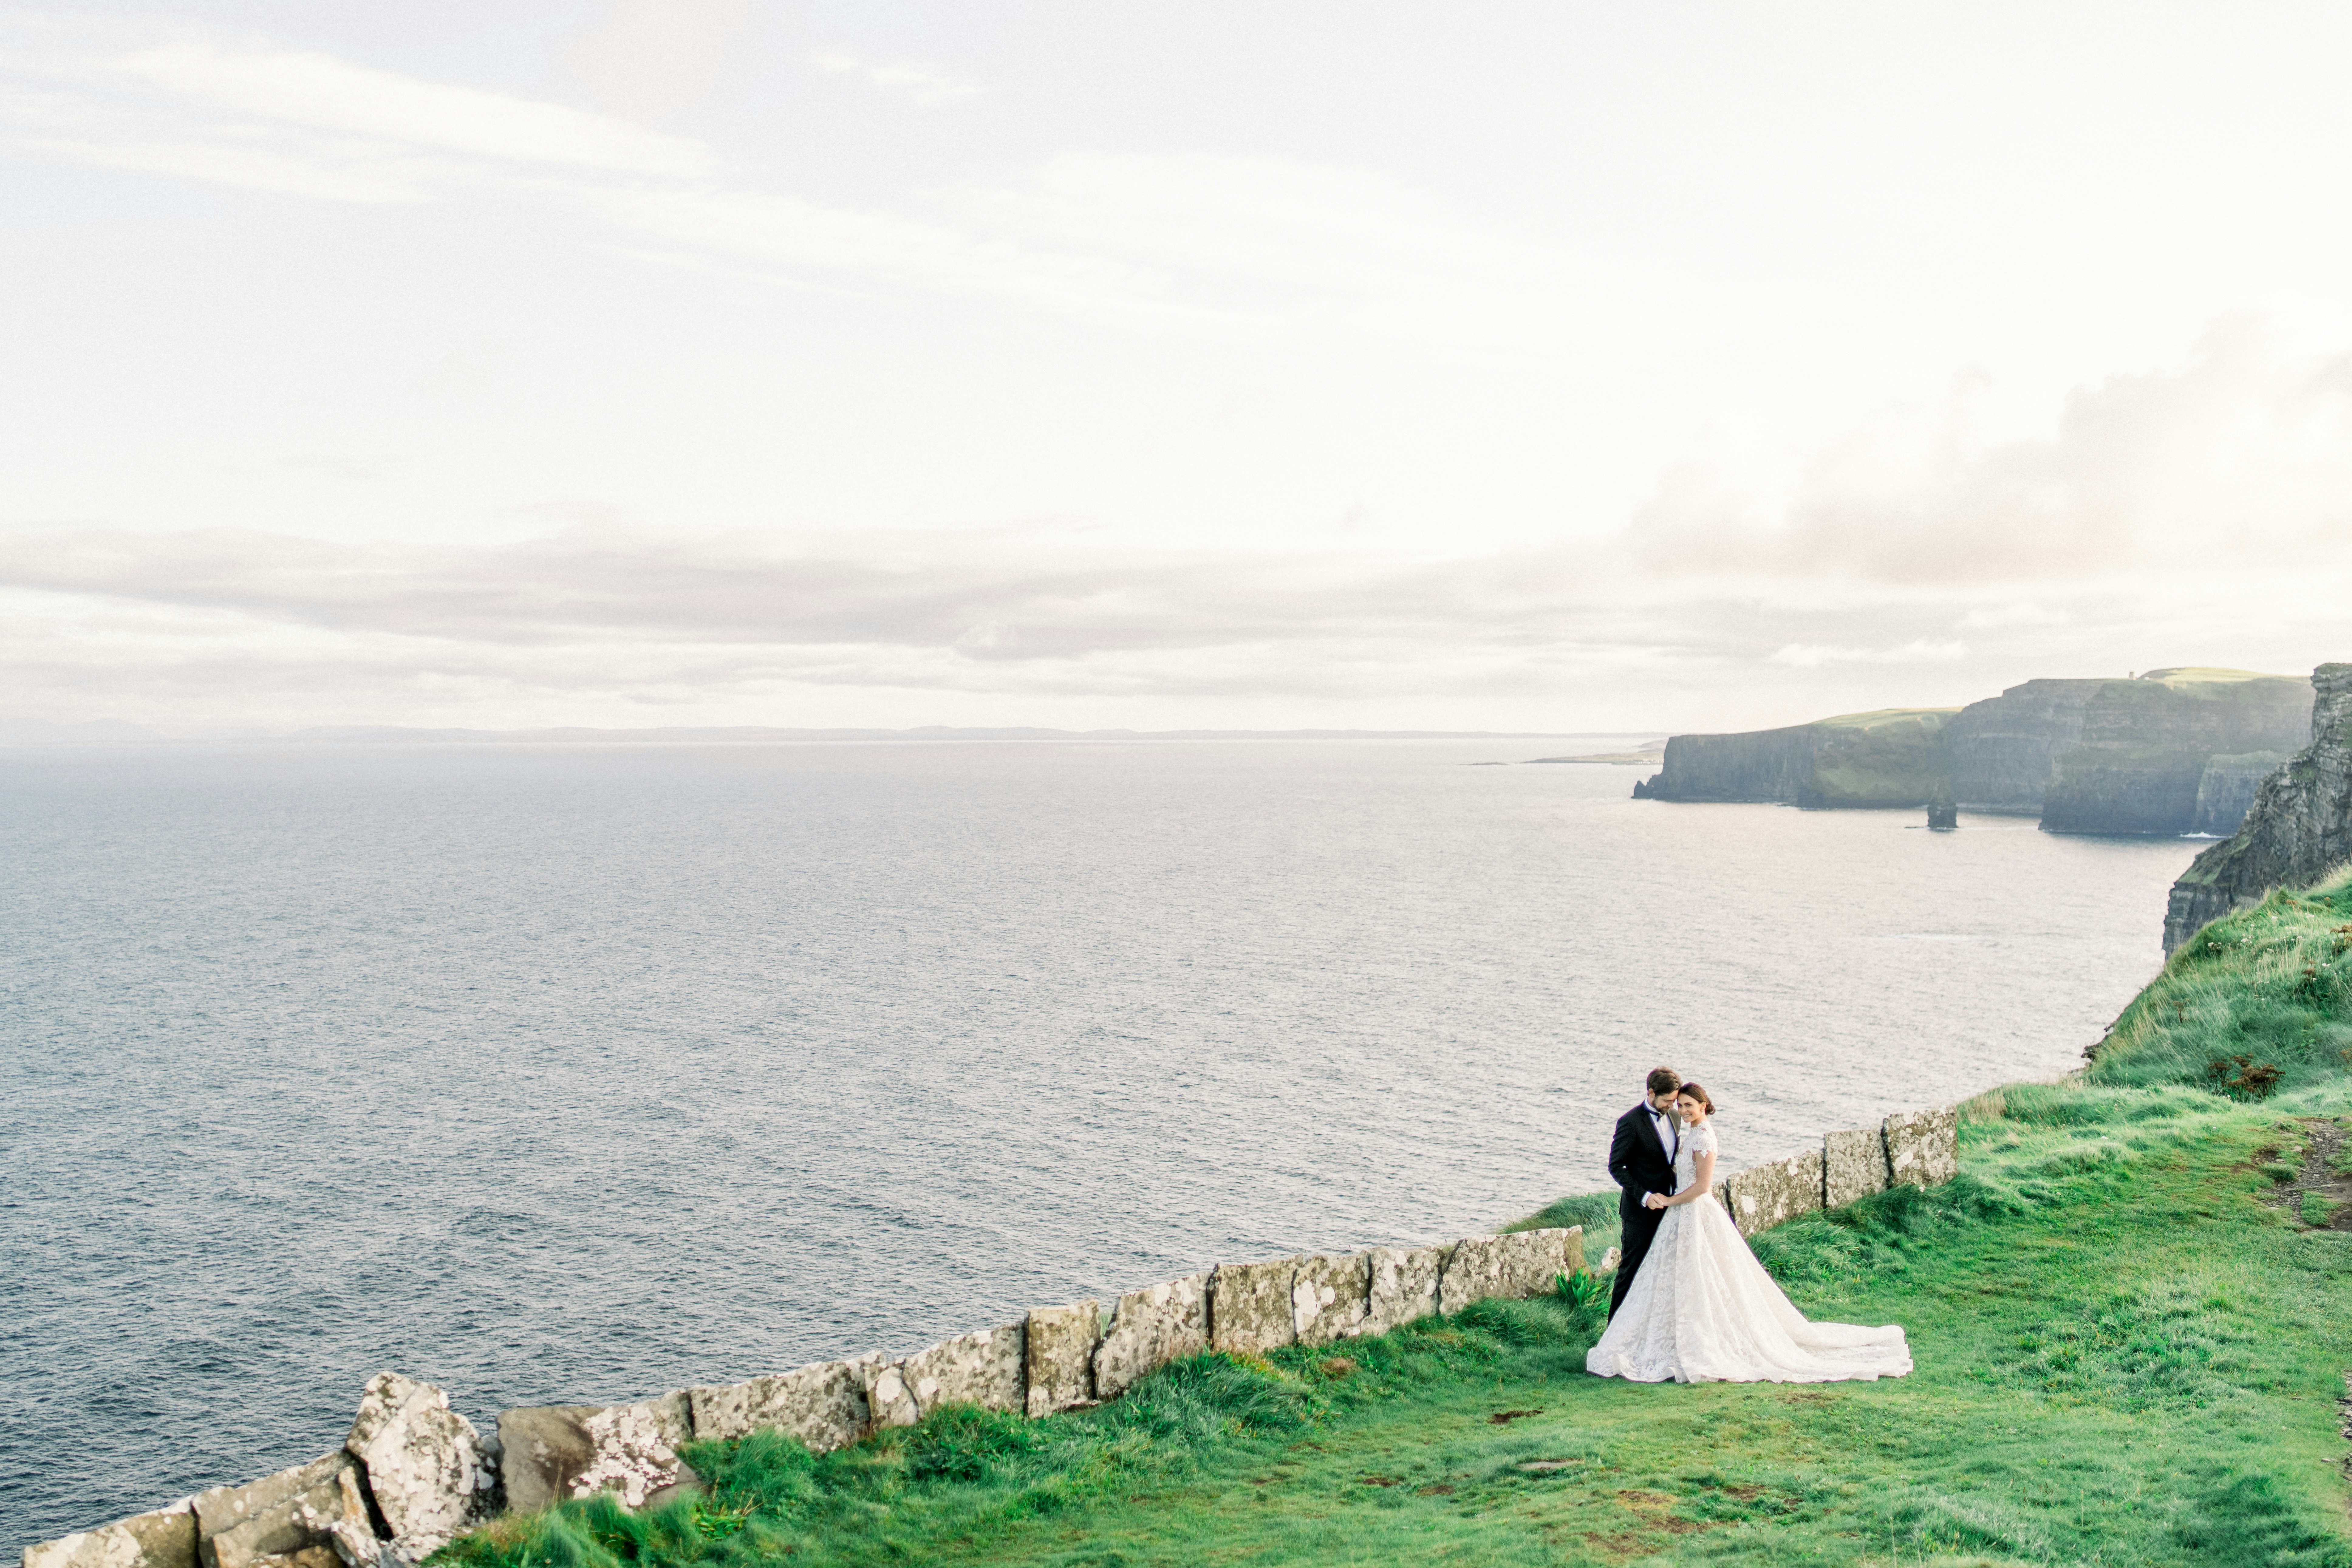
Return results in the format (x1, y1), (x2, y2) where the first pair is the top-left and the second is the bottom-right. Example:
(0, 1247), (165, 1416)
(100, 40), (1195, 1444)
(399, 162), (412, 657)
(1632, 667), (2313, 837)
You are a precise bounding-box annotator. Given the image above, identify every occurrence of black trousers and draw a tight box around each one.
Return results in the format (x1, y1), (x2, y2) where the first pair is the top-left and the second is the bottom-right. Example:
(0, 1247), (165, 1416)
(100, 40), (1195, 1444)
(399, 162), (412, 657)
(1608, 1200), (1665, 1320)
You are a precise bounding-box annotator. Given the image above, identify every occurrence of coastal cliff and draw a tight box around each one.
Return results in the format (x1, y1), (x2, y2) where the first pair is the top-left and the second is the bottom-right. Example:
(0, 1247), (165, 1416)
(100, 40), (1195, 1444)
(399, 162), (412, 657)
(2163, 662), (2352, 952)
(1637, 668), (2311, 835)
(1631, 708), (1956, 808)
(1942, 679), (2109, 809)
(2039, 669), (2313, 835)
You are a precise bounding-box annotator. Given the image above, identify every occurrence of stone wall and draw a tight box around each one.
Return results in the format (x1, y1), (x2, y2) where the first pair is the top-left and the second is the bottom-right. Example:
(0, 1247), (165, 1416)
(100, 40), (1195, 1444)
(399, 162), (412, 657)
(25, 1103), (1961, 1568)
(1717, 1103), (1960, 1238)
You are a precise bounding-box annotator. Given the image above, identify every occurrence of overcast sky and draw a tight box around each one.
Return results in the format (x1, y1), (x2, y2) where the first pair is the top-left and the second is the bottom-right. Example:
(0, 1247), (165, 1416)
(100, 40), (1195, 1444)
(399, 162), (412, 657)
(7, 2), (2352, 734)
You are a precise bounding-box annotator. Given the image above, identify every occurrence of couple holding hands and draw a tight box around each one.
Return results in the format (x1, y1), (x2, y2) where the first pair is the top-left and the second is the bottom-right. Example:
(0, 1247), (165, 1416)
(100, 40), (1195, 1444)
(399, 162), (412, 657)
(1584, 1067), (1912, 1385)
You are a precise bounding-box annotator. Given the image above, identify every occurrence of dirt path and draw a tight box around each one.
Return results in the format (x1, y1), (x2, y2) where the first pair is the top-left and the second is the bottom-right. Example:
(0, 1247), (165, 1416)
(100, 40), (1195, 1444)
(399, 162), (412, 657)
(2259, 1116), (2352, 1230)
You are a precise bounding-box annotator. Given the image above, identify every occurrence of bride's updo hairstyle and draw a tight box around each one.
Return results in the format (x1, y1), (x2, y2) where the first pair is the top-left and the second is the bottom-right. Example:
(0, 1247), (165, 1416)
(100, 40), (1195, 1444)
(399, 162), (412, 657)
(1676, 1082), (1715, 1114)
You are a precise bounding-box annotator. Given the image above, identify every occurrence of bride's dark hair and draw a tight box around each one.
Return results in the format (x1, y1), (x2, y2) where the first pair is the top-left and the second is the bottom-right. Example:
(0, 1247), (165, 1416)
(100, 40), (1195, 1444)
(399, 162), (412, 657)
(1676, 1081), (1715, 1113)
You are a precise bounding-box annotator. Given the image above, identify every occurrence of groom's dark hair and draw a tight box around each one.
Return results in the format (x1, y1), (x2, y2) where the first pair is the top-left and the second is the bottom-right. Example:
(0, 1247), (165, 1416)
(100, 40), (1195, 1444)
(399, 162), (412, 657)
(1645, 1067), (1681, 1095)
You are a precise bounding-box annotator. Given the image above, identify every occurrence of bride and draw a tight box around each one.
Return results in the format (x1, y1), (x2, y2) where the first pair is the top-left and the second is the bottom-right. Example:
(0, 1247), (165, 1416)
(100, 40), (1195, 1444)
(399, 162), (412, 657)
(1586, 1081), (1912, 1384)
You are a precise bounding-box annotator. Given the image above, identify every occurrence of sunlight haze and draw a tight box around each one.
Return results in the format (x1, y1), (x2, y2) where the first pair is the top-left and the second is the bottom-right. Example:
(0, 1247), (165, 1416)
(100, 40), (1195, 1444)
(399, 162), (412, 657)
(7, 2), (2352, 732)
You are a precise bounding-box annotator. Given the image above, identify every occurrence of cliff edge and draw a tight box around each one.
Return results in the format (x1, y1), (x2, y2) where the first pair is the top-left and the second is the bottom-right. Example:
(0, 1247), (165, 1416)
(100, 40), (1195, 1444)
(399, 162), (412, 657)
(1637, 668), (2311, 834)
(2040, 668), (2314, 835)
(1631, 708), (1957, 808)
(2163, 662), (2352, 952)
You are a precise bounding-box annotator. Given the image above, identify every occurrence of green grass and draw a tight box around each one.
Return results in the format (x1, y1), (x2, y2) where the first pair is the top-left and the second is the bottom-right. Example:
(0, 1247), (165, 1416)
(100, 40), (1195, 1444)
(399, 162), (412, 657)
(1812, 708), (1964, 731)
(2090, 866), (2352, 1099)
(432, 910), (2352, 1566)
(437, 1076), (2352, 1566)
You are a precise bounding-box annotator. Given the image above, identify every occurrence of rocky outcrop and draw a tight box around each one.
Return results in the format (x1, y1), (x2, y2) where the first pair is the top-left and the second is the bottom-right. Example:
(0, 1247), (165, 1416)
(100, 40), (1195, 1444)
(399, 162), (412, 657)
(24, 1503), (197, 1568)
(2041, 670), (2313, 835)
(1093, 1276), (1210, 1399)
(2190, 753), (2291, 836)
(2166, 663), (2352, 951)
(346, 1375), (495, 1562)
(194, 1454), (370, 1568)
(1633, 709), (1956, 808)
(497, 1395), (692, 1515)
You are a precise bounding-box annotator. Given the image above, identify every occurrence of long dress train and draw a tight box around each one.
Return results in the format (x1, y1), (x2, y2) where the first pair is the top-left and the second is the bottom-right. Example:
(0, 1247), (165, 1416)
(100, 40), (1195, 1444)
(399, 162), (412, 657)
(1585, 1123), (1912, 1384)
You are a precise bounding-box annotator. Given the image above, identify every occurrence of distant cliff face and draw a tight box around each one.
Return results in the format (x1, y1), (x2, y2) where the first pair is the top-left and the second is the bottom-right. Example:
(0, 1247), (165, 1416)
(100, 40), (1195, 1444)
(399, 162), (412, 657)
(1637, 668), (2311, 835)
(2164, 664), (2352, 952)
(1943, 679), (2109, 810)
(1632, 709), (1956, 808)
(2190, 753), (2292, 837)
(1632, 723), (1821, 804)
(2040, 671), (2313, 835)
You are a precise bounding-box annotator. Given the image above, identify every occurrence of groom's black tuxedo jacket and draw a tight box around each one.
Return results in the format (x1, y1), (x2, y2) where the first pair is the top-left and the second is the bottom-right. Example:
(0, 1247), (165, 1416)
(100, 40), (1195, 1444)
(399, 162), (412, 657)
(1607, 1101), (1678, 1222)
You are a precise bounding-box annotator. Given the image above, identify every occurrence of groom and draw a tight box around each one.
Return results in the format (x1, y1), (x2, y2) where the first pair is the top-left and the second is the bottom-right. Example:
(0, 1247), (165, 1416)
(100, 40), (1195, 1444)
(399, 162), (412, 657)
(1605, 1066), (1683, 1320)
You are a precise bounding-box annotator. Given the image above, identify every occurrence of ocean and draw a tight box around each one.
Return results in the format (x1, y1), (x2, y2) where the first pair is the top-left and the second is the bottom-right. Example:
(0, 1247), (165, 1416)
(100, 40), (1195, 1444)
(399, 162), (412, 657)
(0, 739), (2198, 1549)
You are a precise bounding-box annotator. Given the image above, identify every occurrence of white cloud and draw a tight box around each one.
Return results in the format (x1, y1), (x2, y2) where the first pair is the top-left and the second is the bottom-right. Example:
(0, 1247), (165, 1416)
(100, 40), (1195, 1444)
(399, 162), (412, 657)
(3, 29), (1574, 345)
(1641, 323), (2352, 589)
(23, 134), (430, 203)
(811, 51), (979, 107)
(1770, 640), (1966, 668)
(116, 41), (714, 177)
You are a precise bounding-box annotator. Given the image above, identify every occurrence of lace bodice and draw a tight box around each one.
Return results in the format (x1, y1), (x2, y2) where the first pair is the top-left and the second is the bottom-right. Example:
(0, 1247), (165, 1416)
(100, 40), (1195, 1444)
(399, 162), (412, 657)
(1673, 1123), (1718, 1188)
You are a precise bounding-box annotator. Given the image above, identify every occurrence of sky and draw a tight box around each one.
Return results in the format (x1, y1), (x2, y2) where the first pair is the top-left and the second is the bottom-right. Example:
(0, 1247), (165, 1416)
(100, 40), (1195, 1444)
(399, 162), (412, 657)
(6, 2), (2352, 734)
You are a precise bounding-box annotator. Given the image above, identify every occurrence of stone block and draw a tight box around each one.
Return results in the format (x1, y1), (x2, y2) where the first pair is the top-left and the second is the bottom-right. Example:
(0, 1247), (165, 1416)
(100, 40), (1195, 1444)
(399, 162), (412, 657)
(1208, 1258), (1298, 1354)
(1093, 1274), (1210, 1399)
(1023, 1300), (1102, 1416)
(862, 1364), (921, 1430)
(498, 1394), (695, 1514)
(1358, 1245), (1447, 1335)
(345, 1373), (492, 1560)
(1884, 1105), (1959, 1187)
(1437, 1228), (1583, 1313)
(689, 1355), (882, 1453)
(23, 1502), (198, 1568)
(1823, 1126), (1892, 1208)
(1289, 1254), (1370, 1347)
(898, 1323), (1025, 1415)
(195, 1455), (368, 1568)
(1724, 1149), (1824, 1237)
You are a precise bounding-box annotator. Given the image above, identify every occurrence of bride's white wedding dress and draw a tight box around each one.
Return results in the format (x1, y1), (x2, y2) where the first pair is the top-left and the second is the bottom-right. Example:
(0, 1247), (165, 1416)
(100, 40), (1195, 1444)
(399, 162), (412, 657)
(1585, 1123), (1912, 1383)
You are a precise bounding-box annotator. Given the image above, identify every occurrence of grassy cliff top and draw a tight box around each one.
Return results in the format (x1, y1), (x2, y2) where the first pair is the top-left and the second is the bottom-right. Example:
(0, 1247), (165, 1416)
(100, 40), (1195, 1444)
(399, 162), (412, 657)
(1808, 706), (1962, 732)
(2091, 863), (2352, 1095)
(435, 889), (2352, 1566)
(2136, 667), (2306, 691)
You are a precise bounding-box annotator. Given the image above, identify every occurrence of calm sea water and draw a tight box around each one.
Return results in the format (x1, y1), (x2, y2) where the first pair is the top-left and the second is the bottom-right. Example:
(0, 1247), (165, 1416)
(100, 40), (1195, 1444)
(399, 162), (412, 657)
(0, 740), (2198, 1549)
